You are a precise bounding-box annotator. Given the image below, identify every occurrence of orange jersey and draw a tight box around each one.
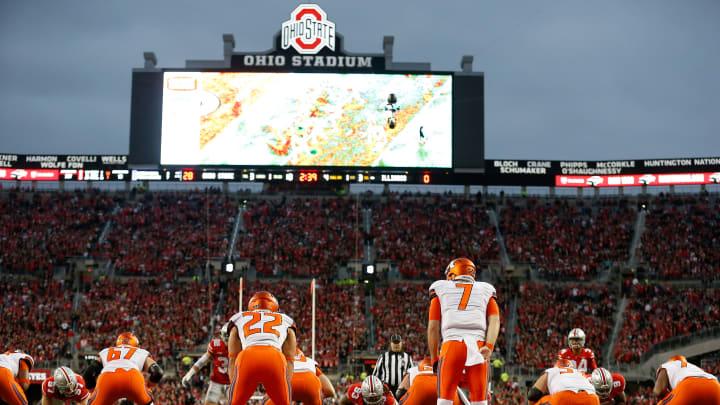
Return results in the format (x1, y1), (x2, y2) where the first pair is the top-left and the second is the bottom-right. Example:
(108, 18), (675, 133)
(346, 382), (396, 405)
(557, 348), (597, 373)
(206, 338), (230, 385)
(42, 375), (91, 403)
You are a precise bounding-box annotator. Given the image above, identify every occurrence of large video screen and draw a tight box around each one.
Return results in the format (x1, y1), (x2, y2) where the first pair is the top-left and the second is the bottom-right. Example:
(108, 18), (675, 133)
(160, 72), (452, 167)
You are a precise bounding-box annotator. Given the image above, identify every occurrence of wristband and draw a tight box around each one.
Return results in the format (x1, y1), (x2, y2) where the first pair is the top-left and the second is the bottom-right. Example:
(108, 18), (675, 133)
(18, 378), (30, 385)
(228, 353), (238, 358)
(431, 357), (439, 363)
(484, 343), (495, 351)
(285, 355), (294, 360)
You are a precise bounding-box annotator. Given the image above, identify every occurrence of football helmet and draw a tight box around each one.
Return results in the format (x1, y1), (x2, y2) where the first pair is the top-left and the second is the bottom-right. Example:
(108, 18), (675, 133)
(668, 355), (688, 366)
(590, 368), (613, 398)
(53, 366), (77, 396)
(116, 332), (139, 347)
(220, 321), (231, 343)
(361, 375), (384, 405)
(568, 328), (586, 349)
(555, 358), (574, 369)
(248, 291), (279, 312)
(444, 257), (476, 281)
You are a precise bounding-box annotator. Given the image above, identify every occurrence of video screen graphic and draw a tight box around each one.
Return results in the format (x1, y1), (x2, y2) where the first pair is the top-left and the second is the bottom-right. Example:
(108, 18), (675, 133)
(160, 72), (452, 167)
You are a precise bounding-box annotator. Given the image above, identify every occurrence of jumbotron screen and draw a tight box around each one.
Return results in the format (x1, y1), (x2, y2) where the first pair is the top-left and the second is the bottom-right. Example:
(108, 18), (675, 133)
(159, 72), (452, 168)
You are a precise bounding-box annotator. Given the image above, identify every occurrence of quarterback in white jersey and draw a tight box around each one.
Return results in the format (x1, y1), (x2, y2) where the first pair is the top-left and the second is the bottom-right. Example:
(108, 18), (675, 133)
(428, 257), (500, 405)
(227, 291), (297, 405)
(527, 359), (599, 405)
(653, 355), (720, 404)
(0, 350), (34, 405)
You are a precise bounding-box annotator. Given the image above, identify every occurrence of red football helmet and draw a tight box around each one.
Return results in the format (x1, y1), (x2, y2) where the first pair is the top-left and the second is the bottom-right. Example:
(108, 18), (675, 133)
(445, 258), (476, 280)
(555, 358), (574, 369)
(116, 332), (139, 347)
(248, 291), (279, 312)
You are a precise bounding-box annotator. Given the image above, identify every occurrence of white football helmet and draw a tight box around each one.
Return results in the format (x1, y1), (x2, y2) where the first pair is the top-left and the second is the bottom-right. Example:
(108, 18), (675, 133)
(590, 368), (613, 398)
(360, 375), (384, 404)
(568, 328), (586, 349)
(53, 366), (77, 396)
(220, 321), (231, 343)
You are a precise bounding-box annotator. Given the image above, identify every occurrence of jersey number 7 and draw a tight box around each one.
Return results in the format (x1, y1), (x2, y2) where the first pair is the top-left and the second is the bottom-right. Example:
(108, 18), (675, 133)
(456, 283), (473, 310)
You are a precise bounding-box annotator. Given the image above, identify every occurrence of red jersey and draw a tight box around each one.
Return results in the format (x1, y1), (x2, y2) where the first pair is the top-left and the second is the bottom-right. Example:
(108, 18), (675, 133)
(598, 373), (625, 405)
(557, 348), (597, 373)
(41, 375), (90, 403)
(346, 382), (396, 405)
(207, 338), (231, 385)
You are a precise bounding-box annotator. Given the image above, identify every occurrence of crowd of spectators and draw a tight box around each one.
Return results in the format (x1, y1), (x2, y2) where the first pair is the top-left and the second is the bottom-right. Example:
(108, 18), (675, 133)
(637, 195), (720, 280)
(370, 195), (500, 279)
(0, 276), (74, 363)
(75, 278), (219, 359)
(0, 191), (117, 273)
(500, 198), (634, 279)
(223, 278), (367, 368)
(514, 282), (617, 370)
(236, 197), (362, 277)
(614, 282), (720, 364)
(102, 192), (236, 275)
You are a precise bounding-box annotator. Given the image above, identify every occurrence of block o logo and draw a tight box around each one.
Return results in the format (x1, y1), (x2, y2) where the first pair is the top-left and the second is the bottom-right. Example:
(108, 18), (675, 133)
(281, 4), (336, 55)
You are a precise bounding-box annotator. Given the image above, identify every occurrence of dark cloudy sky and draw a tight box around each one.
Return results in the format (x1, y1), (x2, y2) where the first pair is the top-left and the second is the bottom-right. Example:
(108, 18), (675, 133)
(1, 0), (718, 160)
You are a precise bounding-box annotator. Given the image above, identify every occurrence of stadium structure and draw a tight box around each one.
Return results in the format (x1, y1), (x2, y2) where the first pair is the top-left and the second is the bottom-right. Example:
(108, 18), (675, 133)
(1, 4), (719, 405)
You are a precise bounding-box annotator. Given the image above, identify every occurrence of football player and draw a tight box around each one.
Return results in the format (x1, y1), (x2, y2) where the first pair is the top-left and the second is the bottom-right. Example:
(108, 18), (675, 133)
(588, 368), (626, 405)
(263, 348), (336, 405)
(182, 322), (231, 405)
(394, 358), (462, 405)
(83, 332), (164, 405)
(340, 375), (396, 405)
(0, 350), (33, 405)
(557, 328), (598, 373)
(527, 359), (599, 405)
(428, 257), (500, 405)
(653, 355), (720, 404)
(42, 366), (91, 405)
(227, 291), (297, 405)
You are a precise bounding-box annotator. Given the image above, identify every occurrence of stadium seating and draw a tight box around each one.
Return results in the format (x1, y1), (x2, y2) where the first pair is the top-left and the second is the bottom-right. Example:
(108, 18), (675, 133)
(371, 195), (500, 279)
(637, 195), (720, 280)
(235, 198), (362, 277)
(614, 283), (720, 364)
(514, 282), (617, 370)
(500, 198), (634, 279)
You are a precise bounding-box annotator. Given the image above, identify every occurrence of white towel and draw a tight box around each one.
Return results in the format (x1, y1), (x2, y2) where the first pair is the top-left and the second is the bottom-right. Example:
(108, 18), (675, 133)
(463, 336), (485, 366)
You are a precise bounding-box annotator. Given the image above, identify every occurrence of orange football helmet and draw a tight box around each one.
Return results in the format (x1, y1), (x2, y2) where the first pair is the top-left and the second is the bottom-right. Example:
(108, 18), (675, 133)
(116, 332), (139, 347)
(445, 257), (476, 280)
(668, 355), (688, 366)
(555, 358), (574, 368)
(248, 291), (279, 312)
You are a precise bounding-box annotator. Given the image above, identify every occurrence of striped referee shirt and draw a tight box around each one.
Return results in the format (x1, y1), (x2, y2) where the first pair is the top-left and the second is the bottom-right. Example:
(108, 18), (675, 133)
(373, 351), (413, 392)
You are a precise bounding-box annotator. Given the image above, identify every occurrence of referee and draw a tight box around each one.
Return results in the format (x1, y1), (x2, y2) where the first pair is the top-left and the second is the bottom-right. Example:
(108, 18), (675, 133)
(373, 334), (413, 396)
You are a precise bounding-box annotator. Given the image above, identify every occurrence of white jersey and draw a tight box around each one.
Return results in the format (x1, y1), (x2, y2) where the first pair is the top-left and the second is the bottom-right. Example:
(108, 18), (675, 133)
(660, 359), (717, 390)
(293, 350), (318, 374)
(0, 352), (34, 377)
(429, 278), (496, 341)
(229, 310), (295, 350)
(546, 366), (596, 395)
(98, 345), (150, 374)
(407, 364), (434, 386)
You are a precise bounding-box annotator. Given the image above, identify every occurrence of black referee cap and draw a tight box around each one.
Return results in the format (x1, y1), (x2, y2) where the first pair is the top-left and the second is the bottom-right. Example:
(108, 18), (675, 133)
(390, 334), (402, 343)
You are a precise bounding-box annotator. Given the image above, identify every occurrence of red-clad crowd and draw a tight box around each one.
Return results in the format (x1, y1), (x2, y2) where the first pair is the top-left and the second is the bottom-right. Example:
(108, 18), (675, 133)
(236, 198), (362, 277)
(500, 198), (634, 279)
(223, 279), (367, 368)
(614, 282), (720, 364)
(371, 281), (509, 361)
(637, 196), (720, 280)
(0, 191), (116, 273)
(75, 278), (218, 359)
(371, 195), (500, 279)
(514, 282), (617, 370)
(0, 277), (74, 362)
(102, 193), (236, 275)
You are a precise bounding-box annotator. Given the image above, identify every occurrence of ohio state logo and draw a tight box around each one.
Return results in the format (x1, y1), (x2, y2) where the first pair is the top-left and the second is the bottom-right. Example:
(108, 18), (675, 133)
(281, 4), (336, 55)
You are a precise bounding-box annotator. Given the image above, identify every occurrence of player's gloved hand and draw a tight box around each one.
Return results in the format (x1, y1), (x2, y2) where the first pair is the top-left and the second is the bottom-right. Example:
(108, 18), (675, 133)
(181, 369), (195, 387)
(432, 358), (439, 375)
